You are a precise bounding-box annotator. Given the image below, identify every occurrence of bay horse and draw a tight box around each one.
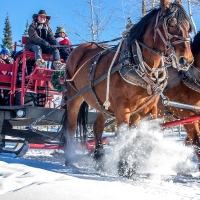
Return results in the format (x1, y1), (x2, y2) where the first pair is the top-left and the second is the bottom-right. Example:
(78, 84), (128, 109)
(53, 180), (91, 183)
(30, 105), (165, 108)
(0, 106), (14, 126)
(157, 31), (200, 171)
(64, 0), (193, 165)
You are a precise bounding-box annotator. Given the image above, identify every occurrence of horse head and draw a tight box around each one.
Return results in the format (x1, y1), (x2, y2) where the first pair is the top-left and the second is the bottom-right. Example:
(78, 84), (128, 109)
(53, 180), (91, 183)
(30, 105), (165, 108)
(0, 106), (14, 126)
(130, 0), (193, 72)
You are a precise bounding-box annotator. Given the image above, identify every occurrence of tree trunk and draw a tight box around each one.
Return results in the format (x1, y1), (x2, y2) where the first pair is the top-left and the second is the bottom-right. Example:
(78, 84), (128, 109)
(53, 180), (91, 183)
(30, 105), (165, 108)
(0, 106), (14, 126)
(90, 0), (95, 41)
(142, 0), (146, 17)
(152, 0), (155, 8)
(188, 0), (197, 35)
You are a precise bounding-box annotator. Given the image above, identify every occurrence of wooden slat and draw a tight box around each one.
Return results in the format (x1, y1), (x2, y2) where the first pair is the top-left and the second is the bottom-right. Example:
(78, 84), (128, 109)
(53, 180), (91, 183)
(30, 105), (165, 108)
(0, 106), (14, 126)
(0, 63), (13, 72)
(0, 75), (12, 83)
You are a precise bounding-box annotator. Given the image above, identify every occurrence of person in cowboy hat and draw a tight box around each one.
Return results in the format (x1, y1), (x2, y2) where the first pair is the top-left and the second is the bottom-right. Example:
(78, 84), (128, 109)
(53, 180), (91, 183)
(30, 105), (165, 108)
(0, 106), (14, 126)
(54, 26), (72, 62)
(24, 10), (64, 70)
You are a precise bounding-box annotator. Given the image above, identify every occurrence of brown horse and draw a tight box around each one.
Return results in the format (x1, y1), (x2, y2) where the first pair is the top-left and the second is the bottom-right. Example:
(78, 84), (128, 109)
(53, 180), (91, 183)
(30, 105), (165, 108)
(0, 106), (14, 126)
(64, 0), (193, 165)
(157, 31), (200, 171)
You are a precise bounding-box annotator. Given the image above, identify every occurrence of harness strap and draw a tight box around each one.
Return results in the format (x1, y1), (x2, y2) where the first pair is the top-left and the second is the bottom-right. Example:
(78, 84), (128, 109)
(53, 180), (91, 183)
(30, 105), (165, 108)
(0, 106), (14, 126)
(156, 27), (169, 47)
(65, 57), (128, 104)
(164, 73), (184, 91)
(89, 51), (114, 117)
(137, 41), (163, 56)
(104, 37), (124, 110)
(134, 40), (168, 95)
(65, 51), (107, 82)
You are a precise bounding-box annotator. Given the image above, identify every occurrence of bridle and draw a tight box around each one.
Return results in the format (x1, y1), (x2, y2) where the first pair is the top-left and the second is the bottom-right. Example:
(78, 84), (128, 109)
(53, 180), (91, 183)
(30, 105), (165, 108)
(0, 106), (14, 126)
(153, 10), (191, 71)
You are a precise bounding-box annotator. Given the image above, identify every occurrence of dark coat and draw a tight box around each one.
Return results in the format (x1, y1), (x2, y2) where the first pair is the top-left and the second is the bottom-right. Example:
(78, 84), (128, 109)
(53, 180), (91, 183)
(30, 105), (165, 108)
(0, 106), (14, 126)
(25, 22), (57, 50)
(0, 57), (13, 64)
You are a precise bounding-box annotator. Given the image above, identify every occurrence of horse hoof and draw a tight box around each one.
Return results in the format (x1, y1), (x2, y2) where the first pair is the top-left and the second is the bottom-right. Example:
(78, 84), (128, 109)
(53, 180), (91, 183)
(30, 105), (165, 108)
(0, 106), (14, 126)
(117, 160), (135, 178)
(95, 161), (105, 172)
(65, 157), (75, 166)
(94, 157), (106, 172)
(177, 172), (193, 177)
(93, 148), (105, 160)
(65, 160), (70, 166)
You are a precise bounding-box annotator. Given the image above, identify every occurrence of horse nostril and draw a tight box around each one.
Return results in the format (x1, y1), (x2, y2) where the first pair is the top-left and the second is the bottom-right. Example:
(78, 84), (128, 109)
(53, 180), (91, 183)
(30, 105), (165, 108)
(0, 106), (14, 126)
(179, 57), (188, 66)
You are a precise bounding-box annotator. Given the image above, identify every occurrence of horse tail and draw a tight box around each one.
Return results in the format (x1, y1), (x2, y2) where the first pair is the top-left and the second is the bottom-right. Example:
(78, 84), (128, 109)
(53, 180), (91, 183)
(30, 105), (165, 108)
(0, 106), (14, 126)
(59, 104), (68, 147)
(77, 101), (89, 143)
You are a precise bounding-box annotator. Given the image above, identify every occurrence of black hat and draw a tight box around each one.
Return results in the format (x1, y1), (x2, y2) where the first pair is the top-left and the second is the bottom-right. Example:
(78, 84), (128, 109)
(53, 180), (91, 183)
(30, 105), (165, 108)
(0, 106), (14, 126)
(32, 10), (51, 20)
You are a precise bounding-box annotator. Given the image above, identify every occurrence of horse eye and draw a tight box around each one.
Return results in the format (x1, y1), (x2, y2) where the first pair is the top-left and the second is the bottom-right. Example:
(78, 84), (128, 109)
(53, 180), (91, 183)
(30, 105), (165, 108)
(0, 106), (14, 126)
(169, 18), (177, 27)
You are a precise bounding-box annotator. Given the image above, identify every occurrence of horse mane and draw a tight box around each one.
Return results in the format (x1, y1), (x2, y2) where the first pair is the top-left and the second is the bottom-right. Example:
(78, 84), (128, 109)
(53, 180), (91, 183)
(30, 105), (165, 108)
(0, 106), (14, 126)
(129, 2), (193, 45)
(191, 32), (200, 58)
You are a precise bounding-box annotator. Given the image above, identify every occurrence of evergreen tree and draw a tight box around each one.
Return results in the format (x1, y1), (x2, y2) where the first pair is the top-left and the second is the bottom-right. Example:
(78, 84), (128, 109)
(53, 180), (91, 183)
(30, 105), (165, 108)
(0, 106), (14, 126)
(23, 20), (29, 36)
(1, 13), (13, 52)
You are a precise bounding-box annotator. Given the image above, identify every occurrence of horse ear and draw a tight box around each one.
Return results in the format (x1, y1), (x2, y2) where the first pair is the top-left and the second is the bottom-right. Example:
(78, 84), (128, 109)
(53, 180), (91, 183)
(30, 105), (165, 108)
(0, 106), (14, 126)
(176, 0), (182, 5)
(160, 0), (171, 12)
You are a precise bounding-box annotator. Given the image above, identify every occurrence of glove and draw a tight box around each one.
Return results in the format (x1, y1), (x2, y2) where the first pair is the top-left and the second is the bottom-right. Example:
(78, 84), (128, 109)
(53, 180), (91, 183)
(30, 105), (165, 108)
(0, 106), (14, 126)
(40, 40), (50, 47)
(50, 40), (58, 45)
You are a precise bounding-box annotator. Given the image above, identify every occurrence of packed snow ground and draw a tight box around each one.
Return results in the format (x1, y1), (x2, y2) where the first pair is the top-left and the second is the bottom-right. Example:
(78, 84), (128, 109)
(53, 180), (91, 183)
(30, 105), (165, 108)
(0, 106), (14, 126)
(0, 119), (200, 200)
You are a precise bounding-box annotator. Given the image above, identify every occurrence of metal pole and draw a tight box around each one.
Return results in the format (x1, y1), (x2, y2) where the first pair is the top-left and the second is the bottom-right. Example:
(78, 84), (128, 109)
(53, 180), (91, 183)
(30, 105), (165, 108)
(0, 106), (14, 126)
(161, 115), (200, 128)
(162, 99), (200, 111)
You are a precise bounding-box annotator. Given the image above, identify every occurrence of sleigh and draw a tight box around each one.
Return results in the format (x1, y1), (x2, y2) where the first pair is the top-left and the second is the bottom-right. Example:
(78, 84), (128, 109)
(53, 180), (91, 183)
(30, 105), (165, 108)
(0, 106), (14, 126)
(0, 37), (115, 156)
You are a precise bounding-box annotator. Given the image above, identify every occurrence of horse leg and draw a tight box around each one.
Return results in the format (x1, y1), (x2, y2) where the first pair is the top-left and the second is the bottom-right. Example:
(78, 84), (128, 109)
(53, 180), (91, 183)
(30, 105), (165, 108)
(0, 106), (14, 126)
(64, 96), (83, 165)
(92, 112), (108, 171)
(114, 103), (138, 177)
(130, 113), (141, 127)
(184, 124), (200, 171)
(115, 103), (131, 128)
(127, 95), (159, 127)
(93, 112), (107, 160)
(150, 105), (158, 119)
(192, 123), (200, 171)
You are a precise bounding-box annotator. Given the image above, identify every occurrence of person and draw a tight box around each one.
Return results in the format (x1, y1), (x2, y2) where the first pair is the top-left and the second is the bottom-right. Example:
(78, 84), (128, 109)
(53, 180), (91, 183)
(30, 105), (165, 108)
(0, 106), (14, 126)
(0, 47), (13, 105)
(24, 10), (64, 70)
(0, 47), (13, 64)
(54, 26), (72, 62)
(0, 47), (13, 75)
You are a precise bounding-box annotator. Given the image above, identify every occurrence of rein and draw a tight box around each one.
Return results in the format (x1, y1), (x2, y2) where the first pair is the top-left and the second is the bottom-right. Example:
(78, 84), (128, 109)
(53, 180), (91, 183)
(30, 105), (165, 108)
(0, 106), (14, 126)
(65, 47), (110, 82)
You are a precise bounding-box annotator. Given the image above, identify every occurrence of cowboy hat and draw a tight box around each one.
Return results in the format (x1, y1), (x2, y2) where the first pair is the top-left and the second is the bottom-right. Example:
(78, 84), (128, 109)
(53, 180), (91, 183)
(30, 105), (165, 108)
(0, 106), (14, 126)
(32, 10), (51, 20)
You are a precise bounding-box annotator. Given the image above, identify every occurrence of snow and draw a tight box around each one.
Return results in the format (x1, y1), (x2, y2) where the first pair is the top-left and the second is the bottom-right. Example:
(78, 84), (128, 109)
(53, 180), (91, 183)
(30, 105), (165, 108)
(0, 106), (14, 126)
(0, 119), (200, 200)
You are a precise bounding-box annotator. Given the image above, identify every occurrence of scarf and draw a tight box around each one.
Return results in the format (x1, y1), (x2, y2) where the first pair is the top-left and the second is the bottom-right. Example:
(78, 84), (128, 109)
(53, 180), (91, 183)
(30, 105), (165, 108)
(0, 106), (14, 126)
(37, 22), (49, 39)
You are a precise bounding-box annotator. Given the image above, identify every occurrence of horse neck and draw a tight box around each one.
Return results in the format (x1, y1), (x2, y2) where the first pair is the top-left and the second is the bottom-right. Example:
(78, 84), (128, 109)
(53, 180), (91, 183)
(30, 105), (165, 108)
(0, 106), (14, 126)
(194, 52), (200, 70)
(139, 22), (163, 69)
(141, 46), (162, 69)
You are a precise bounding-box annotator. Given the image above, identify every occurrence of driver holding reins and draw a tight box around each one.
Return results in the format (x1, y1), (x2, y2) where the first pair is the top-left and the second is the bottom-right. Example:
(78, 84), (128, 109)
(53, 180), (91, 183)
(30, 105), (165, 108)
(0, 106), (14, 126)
(24, 10), (64, 70)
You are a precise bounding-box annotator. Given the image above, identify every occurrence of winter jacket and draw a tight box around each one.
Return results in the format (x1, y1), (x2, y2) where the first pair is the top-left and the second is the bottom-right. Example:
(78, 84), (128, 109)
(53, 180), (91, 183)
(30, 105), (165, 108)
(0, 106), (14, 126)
(0, 57), (13, 75)
(56, 37), (72, 45)
(25, 22), (57, 50)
